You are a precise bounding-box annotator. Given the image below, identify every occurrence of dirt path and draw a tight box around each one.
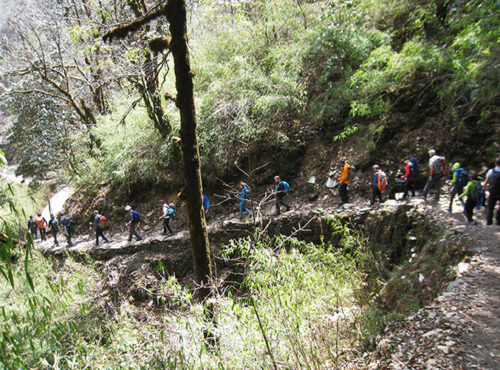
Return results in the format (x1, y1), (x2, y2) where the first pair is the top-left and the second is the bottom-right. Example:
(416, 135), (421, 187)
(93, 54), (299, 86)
(360, 195), (500, 369)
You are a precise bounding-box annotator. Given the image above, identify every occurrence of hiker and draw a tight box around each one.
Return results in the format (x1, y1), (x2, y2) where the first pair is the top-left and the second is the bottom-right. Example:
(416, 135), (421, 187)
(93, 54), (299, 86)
(484, 157), (500, 226)
(238, 182), (252, 221)
(402, 157), (419, 199)
(90, 210), (109, 246)
(36, 212), (47, 241)
(337, 160), (351, 205)
(459, 171), (482, 226)
(369, 165), (387, 207)
(60, 213), (75, 247)
(48, 214), (59, 246)
(448, 162), (467, 213)
(203, 194), (210, 213)
(125, 205), (142, 241)
(159, 200), (175, 234)
(27, 215), (38, 239)
(423, 149), (447, 202)
(273, 176), (290, 215)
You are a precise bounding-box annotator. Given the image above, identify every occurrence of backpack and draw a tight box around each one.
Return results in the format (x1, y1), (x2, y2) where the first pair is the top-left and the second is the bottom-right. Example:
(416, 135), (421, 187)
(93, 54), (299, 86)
(50, 219), (59, 232)
(432, 156), (446, 175)
(347, 165), (356, 182)
(100, 216), (106, 228)
(279, 181), (290, 193)
(409, 157), (420, 179)
(377, 171), (387, 194)
(167, 207), (176, 218)
(488, 170), (500, 197)
(132, 210), (141, 222)
(37, 217), (47, 229)
(455, 168), (469, 187)
(472, 181), (484, 204)
(203, 194), (210, 211)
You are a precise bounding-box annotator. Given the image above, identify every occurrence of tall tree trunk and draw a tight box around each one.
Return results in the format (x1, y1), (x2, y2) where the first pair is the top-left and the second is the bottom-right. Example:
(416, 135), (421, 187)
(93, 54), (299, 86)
(166, 0), (212, 299)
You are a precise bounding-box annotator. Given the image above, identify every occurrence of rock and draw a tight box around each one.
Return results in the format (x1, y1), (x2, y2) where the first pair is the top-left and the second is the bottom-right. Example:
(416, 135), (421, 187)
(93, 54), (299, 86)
(437, 345), (450, 354)
(422, 328), (442, 338)
(457, 262), (471, 274)
(448, 278), (465, 290)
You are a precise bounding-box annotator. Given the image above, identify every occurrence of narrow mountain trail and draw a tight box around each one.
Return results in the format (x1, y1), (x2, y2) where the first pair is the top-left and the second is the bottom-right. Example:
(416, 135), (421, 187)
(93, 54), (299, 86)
(357, 195), (500, 369)
(37, 190), (500, 368)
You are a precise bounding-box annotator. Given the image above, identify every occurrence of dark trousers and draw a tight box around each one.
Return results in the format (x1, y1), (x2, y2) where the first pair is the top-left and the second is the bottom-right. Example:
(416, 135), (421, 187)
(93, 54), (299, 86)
(486, 194), (500, 225)
(128, 222), (142, 241)
(402, 180), (416, 199)
(423, 174), (442, 201)
(39, 228), (47, 241)
(51, 230), (59, 246)
(464, 197), (477, 222)
(64, 228), (74, 247)
(449, 185), (464, 210)
(370, 185), (383, 206)
(30, 228), (38, 239)
(275, 193), (290, 215)
(163, 217), (173, 234)
(339, 183), (348, 203)
(96, 227), (109, 245)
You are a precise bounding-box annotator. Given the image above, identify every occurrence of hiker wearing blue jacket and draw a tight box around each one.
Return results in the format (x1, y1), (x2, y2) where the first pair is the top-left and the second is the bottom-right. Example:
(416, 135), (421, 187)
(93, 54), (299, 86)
(238, 182), (253, 221)
(125, 205), (142, 241)
(273, 176), (290, 216)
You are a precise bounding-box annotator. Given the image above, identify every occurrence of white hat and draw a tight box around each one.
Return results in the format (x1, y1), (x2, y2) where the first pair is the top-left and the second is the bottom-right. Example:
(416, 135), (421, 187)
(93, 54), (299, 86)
(124, 205), (131, 211)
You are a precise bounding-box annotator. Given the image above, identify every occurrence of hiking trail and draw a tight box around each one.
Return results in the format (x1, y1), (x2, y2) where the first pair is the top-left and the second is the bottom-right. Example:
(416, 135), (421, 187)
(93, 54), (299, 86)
(37, 191), (500, 368)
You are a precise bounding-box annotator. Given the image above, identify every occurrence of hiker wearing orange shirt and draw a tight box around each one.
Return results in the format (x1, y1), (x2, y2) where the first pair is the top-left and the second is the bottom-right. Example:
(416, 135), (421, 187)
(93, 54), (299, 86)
(337, 160), (351, 205)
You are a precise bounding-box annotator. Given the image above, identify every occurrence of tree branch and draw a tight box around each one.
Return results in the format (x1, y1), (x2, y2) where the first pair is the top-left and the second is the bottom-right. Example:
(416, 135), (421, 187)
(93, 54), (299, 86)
(103, 4), (169, 42)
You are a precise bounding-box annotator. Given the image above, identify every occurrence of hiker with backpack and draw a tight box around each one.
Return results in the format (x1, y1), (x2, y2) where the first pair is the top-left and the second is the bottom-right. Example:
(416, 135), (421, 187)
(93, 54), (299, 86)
(48, 214), (59, 246)
(402, 157), (419, 199)
(369, 165), (387, 207)
(448, 162), (467, 213)
(90, 210), (109, 246)
(238, 182), (253, 221)
(60, 213), (75, 247)
(484, 157), (500, 226)
(159, 200), (175, 234)
(459, 171), (482, 226)
(273, 176), (290, 215)
(36, 212), (47, 241)
(27, 215), (38, 240)
(125, 205), (142, 242)
(423, 149), (447, 202)
(337, 160), (352, 205)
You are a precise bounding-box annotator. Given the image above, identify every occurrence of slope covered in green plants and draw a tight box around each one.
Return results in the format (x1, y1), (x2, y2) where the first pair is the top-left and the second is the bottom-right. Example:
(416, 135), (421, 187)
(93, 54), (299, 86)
(2, 0), (497, 194)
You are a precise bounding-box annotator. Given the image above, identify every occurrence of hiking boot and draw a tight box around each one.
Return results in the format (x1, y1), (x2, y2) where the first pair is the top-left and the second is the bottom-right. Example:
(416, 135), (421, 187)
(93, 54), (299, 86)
(468, 221), (477, 226)
(447, 208), (452, 213)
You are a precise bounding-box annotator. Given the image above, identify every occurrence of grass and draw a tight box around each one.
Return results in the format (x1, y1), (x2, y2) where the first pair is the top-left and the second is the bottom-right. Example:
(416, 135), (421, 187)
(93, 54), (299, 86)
(0, 204), (470, 368)
(0, 178), (52, 239)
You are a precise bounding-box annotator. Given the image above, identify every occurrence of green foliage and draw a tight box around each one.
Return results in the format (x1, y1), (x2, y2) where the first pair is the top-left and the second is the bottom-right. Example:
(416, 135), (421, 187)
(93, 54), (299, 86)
(1, 90), (70, 181)
(0, 151), (6, 166)
(193, 0), (312, 172)
(0, 179), (51, 239)
(66, 92), (177, 193)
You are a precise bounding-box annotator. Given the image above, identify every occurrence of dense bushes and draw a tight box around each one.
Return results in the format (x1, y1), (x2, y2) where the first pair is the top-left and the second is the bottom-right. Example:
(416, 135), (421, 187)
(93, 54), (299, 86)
(3, 0), (497, 191)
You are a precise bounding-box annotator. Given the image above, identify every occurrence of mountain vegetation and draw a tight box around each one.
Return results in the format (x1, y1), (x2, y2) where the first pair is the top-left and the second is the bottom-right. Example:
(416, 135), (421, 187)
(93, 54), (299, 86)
(0, 0), (498, 367)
